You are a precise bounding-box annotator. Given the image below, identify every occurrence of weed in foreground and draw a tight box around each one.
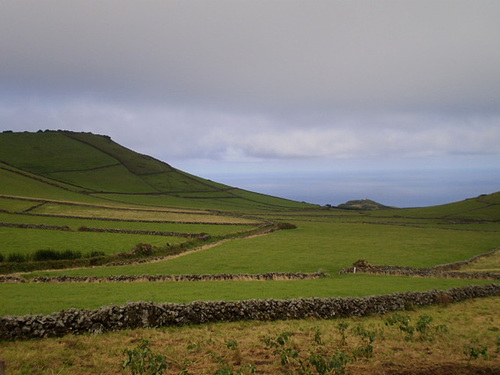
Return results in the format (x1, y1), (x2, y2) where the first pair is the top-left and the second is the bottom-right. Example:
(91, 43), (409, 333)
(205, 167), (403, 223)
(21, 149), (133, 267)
(385, 313), (447, 342)
(463, 342), (488, 364)
(122, 339), (170, 375)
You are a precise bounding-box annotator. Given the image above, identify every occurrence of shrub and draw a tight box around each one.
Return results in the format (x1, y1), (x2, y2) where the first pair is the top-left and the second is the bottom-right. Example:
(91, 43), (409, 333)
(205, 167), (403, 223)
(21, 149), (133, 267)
(463, 343), (488, 363)
(131, 243), (154, 256)
(7, 253), (27, 263)
(0, 253), (4, 262)
(386, 313), (414, 341)
(276, 222), (297, 230)
(33, 249), (82, 261)
(309, 351), (351, 375)
(87, 251), (105, 258)
(123, 339), (169, 375)
(337, 322), (350, 346)
(351, 325), (376, 359)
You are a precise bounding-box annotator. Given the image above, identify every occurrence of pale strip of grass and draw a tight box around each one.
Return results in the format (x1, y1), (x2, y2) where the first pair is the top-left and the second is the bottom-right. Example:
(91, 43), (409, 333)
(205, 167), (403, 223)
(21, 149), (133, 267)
(0, 275), (492, 316)
(460, 251), (500, 273)
(0, 297), (498, 374)
(31, 203), (260, 224)
(0, 212), (254, 236)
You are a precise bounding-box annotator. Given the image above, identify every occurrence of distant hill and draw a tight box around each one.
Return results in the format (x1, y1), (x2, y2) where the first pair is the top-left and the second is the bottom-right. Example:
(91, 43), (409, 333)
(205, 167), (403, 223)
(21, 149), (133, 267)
(0, 130), (314, 210)
(337, 199), (392, 210)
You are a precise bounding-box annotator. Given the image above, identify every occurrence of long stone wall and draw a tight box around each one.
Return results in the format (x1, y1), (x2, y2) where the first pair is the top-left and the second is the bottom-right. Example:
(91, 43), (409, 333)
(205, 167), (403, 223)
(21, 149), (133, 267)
(1, 284), (498, 341)
(0, 271), (329, 284)
(339, 249), (500, 280)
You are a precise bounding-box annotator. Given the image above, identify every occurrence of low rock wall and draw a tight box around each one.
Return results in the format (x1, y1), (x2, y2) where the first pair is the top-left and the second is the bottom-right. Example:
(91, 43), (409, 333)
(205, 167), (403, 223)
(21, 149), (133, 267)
(0, 222), (71, 231)
(340, 264), (500, 280)
(339, 249), (500, 280)
(0, 271), (329, 284)
(1, 284), (498, 341)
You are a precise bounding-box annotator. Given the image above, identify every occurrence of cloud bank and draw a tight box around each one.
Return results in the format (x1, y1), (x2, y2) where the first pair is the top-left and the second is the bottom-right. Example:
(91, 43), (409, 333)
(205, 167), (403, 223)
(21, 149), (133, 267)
(1, 1), (499, 204)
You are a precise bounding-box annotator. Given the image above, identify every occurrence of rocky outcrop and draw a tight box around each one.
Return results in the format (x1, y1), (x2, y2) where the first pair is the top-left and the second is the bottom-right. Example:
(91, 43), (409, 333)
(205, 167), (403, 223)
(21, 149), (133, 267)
(1, 284), (498, 341)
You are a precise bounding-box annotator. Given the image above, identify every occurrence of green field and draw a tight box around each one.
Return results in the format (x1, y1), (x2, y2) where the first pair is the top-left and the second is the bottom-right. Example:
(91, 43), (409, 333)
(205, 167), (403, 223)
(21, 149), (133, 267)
(0, 130), (499, 374)
(0, 131), (498, 317)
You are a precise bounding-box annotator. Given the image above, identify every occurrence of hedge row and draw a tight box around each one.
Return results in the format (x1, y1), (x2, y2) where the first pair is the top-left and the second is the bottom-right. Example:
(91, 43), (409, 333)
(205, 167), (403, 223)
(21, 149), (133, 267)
(1, 284), (498, 341)
(77, 226), (208, 239)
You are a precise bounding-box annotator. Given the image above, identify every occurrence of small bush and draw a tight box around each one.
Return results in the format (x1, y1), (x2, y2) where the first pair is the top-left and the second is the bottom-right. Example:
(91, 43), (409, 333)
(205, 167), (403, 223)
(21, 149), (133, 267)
(276, 222), (297, 230)
(123, 339), (169, 375)
(0, 253), (4, 262)
(386, 313), (415, 341)
(7, 253), (27, 263)
(464, 343), (488, 362)
(131, 243), (154, 256)
(309, 351), (351, 375)
(33, 249), (82, 261)
(351, 325), (376, 359)
(337, 322), (350, 346)
(87, 250), (105, 258)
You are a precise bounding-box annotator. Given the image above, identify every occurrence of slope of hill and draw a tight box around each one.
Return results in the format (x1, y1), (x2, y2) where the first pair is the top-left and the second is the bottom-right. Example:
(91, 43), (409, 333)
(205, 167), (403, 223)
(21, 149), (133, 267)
(0, 130), (313, 210)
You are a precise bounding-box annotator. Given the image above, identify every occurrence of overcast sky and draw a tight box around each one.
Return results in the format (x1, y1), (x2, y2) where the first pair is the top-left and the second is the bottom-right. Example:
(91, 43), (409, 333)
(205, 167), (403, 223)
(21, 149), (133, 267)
(1, 1), (499, 207)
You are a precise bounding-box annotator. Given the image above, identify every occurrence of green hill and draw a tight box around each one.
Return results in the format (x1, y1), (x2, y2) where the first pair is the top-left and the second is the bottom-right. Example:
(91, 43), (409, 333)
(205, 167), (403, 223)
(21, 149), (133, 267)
(337, 199), (392, 210)
(0, 130), (313, 210)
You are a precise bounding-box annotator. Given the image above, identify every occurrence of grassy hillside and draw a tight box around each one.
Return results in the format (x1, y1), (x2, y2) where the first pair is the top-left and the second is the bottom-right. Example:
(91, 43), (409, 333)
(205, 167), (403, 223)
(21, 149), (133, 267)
(0, 130), (313, 210)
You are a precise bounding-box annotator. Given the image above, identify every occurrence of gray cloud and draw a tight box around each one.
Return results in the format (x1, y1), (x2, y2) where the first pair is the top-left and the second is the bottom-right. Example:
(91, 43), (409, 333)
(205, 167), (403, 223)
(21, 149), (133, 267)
(1, 1), (499, 205)
(2, 1), (500, 113)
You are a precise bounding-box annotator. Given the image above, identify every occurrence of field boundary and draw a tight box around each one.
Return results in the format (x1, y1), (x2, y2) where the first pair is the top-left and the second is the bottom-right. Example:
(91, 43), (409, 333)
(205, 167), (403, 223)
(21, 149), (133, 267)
(1, 284), (498, 341)
(0, 271), (329, 284)
(339, 248), (500, 280)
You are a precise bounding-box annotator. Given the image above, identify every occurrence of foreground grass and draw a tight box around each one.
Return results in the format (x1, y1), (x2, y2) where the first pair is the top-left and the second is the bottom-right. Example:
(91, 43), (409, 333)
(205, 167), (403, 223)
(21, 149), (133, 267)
(0, 275), (492, 316)
(1, 297), (498, 374)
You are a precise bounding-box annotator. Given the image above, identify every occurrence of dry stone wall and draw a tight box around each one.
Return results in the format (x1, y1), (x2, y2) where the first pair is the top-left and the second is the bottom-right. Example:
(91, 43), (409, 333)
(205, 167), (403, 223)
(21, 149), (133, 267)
(0, 271), (329, 284)
(1, 284), (498, 341)
(339, 249), (500, 281)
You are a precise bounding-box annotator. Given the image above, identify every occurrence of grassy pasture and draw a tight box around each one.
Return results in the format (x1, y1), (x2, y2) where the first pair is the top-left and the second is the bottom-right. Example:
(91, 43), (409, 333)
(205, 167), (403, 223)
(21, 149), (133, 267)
(21, 220), (500, 278)
(0, 227), (185, 257)
(28, 202), (260, 224)
(371, 192), (500, 219)
(62, 131), (174, 176)
(0, 132), (117, 174)
(45, 165), (159, 193)
(0, 197), (39, 213)
(0, 168), (102, 203)
(0, 275), (491, 316)
(92, 193), (299, 211)
(0, 212), (253, 236)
